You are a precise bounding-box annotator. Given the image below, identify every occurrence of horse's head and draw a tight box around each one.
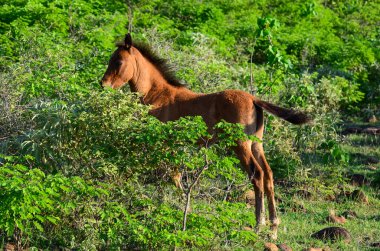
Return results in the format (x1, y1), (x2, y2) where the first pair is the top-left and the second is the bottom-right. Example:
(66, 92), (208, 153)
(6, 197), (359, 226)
(101, 33), (135, 89)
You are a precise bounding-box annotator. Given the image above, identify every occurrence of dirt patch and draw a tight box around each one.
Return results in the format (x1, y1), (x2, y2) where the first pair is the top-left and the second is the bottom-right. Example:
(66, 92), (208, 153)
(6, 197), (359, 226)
(340, 210), (358, 219)
(277, 243), (292, 251)
(349, 174), (368, 186)
(326, 214), (346, 224)
(264, 242), (279, 251)
(351, 189), (369, 203)
(302, 248), (331, 251)
(366, 156), (379, 164)
(362, 127), (380, 135)
(342, 126), (380, 135)
(370, 242), (380, 248)
(311, 227), (351, 243)
(295, 189), (313, 199)
(3, 243), (15, 251)
(337, 189), (368, 203)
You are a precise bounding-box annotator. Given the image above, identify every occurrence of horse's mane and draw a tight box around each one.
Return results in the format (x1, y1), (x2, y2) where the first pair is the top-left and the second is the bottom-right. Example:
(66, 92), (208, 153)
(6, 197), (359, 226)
(117, 41), (185, 87)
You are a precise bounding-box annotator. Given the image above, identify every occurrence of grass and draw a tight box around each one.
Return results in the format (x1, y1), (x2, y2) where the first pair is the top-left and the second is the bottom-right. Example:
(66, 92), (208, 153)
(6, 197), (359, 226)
(251, 125), (380, 250)
(260, 195), (380, 250)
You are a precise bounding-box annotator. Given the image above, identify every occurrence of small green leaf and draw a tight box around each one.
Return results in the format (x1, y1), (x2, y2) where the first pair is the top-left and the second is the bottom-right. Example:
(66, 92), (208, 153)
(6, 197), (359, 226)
(33, 221), (44, 232)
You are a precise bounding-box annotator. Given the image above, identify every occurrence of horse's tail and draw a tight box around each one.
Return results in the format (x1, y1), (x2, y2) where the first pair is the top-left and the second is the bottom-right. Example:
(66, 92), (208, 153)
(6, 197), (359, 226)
(253, 98), (312, 125)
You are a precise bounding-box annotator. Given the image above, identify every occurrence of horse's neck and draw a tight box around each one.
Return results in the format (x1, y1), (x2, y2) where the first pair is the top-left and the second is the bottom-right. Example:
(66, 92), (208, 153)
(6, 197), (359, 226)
(143, 77), (197, 107)
(129, 54), (152, 95)
(131, 53), (197, 106)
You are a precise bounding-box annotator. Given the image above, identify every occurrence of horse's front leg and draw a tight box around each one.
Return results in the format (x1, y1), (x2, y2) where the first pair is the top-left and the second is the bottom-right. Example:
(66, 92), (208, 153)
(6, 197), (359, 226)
(171, 169), (184, 191)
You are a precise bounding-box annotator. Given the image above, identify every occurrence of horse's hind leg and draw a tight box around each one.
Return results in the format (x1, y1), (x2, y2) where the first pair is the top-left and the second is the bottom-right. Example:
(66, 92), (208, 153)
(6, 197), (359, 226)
(235, 141), (266, 229)
(252, 142), (279, 240)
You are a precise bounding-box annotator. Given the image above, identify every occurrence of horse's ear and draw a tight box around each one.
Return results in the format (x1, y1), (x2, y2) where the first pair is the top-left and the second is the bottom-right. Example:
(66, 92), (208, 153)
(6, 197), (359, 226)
(124, 33), (132, 50)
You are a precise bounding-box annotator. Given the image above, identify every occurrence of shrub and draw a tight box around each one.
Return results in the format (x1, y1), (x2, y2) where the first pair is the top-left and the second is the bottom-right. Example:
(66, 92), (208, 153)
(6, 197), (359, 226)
(0, 155), (108, 249)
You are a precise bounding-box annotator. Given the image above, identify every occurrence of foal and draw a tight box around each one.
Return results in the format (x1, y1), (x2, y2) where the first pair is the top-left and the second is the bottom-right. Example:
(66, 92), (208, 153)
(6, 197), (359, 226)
(101, 33), (311, 239)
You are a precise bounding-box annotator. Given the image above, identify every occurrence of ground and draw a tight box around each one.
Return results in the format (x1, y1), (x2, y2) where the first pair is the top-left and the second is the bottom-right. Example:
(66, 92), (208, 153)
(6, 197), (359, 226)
(253, 123), (380, 251)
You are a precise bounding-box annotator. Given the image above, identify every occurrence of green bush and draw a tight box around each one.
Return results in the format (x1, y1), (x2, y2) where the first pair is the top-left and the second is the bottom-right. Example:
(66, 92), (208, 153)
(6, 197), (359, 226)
(1, 90), (257, 249)
(0, 155), (109, 248)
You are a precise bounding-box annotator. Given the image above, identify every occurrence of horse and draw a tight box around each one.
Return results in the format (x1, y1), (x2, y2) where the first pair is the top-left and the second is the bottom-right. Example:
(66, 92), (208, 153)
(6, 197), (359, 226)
(101, 33), (311, 240)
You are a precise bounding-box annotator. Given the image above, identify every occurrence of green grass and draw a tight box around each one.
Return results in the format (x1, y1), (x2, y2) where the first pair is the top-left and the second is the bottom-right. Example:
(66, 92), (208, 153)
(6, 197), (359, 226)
(251, 128), (380, 250)
(264, 195), (380, 250)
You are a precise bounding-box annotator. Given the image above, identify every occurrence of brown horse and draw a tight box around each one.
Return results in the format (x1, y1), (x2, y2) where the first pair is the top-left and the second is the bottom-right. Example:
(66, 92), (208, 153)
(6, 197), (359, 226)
(101, 33), (311, 239)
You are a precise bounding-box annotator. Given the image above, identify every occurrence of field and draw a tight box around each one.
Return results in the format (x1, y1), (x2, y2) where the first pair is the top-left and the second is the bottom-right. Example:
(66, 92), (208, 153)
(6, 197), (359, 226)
(266, 130), (380, 250)
(1, 0), (379, 250)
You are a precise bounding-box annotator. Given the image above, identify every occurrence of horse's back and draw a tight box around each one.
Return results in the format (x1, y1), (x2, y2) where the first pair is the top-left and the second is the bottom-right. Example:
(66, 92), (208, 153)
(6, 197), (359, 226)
(214, 90), (257, 125)
(190, 90), (257, 136)
(161, 89), (259, 135)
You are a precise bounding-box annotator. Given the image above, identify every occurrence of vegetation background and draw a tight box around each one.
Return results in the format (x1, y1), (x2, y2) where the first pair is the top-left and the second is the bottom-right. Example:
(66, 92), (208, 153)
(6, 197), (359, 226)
(0, 0), (379, 250)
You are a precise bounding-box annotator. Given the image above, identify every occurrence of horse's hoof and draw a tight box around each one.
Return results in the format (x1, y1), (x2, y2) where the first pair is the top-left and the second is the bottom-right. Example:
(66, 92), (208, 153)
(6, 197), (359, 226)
(260, 218), (266, 226)
(270, 225), (278, 240)
(269, 231), (278, 240)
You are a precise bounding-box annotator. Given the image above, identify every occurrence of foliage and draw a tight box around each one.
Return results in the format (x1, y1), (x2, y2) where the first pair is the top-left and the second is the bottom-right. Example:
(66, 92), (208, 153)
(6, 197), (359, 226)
(1, 0), (379, 249)
(118, 201), (256, 249)
(1, 91), (258, 249)
(0, 155), (108, 248)
(320, 140), (350, 164)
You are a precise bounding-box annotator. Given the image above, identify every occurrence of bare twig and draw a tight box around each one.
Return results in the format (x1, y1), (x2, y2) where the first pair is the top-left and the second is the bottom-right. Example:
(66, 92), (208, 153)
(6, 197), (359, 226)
(182, 156), (209, 231)
(249, 38), (258, 95)
(223, 181), (234, 202)
(127, 0), (133, 33)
